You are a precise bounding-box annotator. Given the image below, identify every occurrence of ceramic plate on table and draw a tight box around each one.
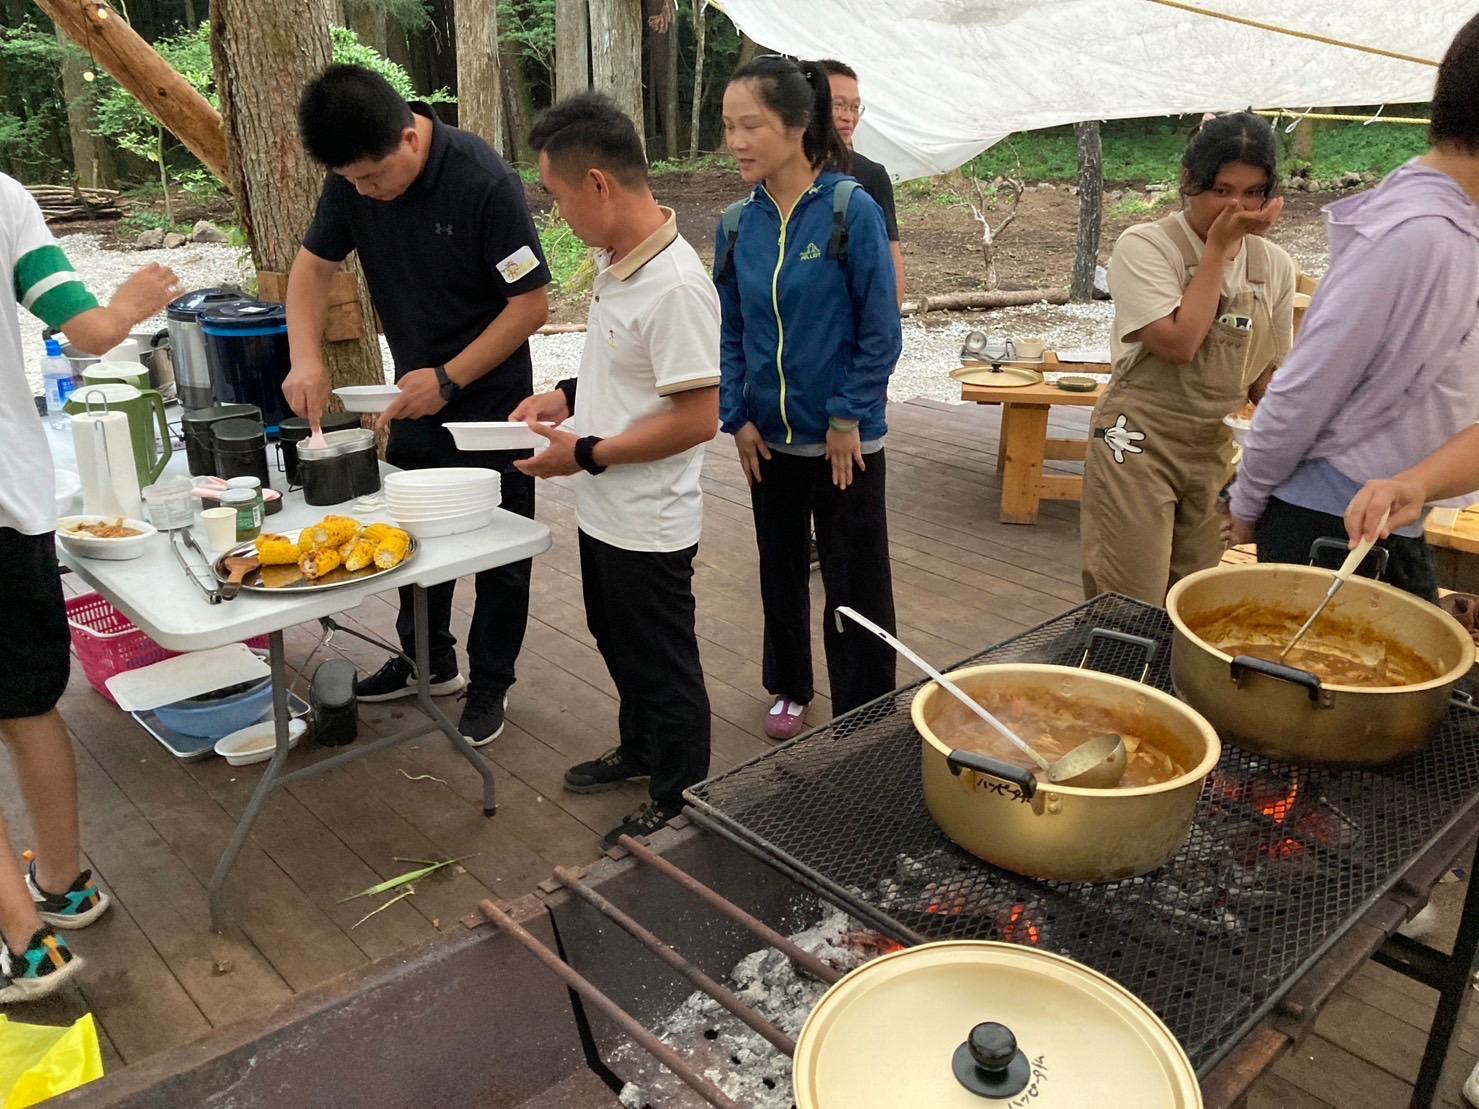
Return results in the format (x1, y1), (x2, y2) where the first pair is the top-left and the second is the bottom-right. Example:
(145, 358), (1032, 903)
(210, 527), (419, 593)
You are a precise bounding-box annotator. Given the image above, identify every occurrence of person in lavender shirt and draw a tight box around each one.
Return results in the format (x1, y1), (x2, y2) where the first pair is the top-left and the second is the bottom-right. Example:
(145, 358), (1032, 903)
(1228, 13), (1479, 602)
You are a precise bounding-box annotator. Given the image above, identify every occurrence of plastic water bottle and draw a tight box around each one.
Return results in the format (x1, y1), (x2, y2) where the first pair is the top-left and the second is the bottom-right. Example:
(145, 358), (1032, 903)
(42, 338), (73, 429)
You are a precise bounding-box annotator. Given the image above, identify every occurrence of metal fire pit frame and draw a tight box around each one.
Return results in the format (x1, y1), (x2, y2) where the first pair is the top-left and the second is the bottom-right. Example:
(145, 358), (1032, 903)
(685, 593), (1479, 1105)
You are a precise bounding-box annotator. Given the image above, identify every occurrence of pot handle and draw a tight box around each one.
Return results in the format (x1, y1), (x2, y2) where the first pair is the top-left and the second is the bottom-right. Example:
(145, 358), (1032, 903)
(1309, 537), (1390, 580)
(946, 749), (1037, 800)
(1079, 628), (1158, 683)
(1229, 654), (1329, 705)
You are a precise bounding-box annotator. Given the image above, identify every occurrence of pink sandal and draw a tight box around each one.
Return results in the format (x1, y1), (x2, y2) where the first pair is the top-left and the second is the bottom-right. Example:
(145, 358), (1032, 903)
(765, 698), (809, 740)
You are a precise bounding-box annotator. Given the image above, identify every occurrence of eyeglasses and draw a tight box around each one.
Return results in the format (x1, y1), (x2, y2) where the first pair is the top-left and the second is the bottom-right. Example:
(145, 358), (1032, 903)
(831, 100), (866, 118)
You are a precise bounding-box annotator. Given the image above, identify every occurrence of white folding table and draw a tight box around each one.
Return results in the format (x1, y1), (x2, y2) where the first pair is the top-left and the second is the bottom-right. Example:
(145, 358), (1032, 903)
(50, 426), (551, 929)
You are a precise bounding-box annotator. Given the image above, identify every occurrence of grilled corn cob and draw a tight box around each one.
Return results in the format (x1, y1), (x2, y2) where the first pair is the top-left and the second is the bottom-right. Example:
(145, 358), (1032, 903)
(299, 545), (343, 579)
(340, 537), (378, 572)
(361, 522), (396, 544)
(308, 515), (360, 550)
(373, 528), (411, 569)
(256, 533), (299, 566)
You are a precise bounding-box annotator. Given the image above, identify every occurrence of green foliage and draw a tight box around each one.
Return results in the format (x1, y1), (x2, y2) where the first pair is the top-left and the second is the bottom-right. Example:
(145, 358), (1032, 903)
(374, 0), (434, 32)
(124, 210), (186, 233)
(328, 27), (454, 104)
(1108, 191), (1177, 220)
(498, 0), (556, 84)
(0, 19), (66, 176)
(536, 210), (592, 294)
(1307, 120), (1427, 179)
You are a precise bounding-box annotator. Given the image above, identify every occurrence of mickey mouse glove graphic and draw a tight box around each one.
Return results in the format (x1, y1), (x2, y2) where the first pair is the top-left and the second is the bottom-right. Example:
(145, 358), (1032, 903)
(1095, 414), (1146, 464)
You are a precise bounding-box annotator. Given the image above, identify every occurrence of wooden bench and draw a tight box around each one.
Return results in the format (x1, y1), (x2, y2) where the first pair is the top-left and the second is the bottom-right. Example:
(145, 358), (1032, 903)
(958, 354), (1107, 524)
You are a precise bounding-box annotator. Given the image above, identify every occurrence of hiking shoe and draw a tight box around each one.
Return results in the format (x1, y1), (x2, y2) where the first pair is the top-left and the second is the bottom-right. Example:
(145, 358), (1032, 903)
(26, 858), (110, 929)
(600, 800), (681, 851)
(356, 655), (465, 702)
(0, 926), (82, 1004)
(459, 688), (509, 748)
(765, 698), (809, 740)
(564, 747), (650, 794)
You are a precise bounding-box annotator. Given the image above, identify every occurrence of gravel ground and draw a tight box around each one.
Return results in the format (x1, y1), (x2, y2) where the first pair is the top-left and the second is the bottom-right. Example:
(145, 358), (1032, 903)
(36, 231), (1319, 406)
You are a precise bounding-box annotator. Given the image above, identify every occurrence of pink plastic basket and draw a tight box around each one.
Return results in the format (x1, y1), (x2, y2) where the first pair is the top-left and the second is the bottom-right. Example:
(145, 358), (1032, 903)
(66, 593), (268, 705)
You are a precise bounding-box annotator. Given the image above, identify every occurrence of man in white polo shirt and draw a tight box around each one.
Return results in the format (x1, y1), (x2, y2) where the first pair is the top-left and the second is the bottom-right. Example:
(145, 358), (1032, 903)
(515, 93), (719, 849)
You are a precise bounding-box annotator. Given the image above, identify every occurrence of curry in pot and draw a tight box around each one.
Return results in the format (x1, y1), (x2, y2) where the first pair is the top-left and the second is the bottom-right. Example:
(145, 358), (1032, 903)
(931, 691), (1191, 788)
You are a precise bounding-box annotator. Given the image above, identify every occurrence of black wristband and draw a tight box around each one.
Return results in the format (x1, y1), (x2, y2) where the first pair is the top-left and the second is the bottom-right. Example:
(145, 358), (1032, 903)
(434, 363), (461, 402)
(575, 435), (607, 475)
(555, 377), (577, 415)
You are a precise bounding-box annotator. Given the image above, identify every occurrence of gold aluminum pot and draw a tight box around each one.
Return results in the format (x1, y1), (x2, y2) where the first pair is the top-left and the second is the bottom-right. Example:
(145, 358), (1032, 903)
(912, 664), (1220, 883)
(1166, 564), (1473, 766)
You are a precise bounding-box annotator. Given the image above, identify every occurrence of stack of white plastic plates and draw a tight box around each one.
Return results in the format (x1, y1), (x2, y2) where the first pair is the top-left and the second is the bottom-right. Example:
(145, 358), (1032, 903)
(385, 467), (501, 538)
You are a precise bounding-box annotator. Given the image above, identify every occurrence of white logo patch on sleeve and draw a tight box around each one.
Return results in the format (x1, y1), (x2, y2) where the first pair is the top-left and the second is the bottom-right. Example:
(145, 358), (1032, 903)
(496, 245), (540, 284)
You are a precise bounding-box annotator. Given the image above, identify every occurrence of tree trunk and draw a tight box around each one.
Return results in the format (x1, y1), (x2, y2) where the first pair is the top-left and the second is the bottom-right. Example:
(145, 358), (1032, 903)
(55, 25), (115, 189)
(37, 0), (228, 184)
(688, 0), (706, 156)
(499, 33), (534, 163)
(454, 0), (501, 150)
(182, 0), (198, 28)
(1071, 120), (1103, 303)
(589, 0), (643, 143)
(646, 0), (679, 160)
(1291, 116), (1315, 163)
(210, 0), (384, 390)
(344, 0), (390, 53)
(555, 0), (589, 100)
(736, 31), (760, 69)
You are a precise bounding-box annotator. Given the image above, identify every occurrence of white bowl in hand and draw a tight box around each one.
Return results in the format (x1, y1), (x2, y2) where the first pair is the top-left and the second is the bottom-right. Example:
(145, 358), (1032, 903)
(333, 385), (401, 413)
(444, 422), (553, 452)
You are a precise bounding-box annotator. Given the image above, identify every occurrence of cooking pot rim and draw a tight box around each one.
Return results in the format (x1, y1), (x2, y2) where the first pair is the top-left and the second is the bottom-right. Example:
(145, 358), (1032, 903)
(1166, 564), (1473, 693)
(910, 662), (1221, 798)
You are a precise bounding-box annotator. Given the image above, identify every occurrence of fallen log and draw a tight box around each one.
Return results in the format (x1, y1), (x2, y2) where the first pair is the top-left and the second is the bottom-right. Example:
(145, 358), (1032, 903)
(900, 287), (1069, 316)
(27, 184), (122, 222)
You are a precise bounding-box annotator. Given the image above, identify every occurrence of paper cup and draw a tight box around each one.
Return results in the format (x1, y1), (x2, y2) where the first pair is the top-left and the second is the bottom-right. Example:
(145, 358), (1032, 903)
(1015, 338), (1047, 360)
(202, 507), (239, 553)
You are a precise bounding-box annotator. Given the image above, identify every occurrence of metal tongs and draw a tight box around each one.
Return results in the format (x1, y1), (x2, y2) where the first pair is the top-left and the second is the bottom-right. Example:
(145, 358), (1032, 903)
(170, 529), (222, 604)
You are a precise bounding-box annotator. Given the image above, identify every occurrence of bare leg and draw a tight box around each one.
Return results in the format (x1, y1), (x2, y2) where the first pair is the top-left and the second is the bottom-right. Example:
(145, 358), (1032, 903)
(0, 815), (42, 952)
(0, 710), (80, 893)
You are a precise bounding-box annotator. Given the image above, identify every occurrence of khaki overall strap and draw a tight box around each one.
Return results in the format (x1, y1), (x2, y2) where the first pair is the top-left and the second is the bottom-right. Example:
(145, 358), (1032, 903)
(1162, 214), (1203, 270)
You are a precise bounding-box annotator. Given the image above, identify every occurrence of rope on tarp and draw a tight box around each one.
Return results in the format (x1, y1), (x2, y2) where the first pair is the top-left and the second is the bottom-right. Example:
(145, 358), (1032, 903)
(1144, 0), (1441, 67)
(1255, 109), (1430, 126)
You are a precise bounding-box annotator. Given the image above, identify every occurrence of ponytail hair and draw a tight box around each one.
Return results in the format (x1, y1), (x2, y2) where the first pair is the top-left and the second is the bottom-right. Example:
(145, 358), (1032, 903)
(729, 55), (851, 172)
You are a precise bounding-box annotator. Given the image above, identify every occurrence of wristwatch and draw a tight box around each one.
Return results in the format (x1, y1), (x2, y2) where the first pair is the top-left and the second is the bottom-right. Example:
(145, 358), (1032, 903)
(433, 363), (461, 403)
(575, 435), (607, 475)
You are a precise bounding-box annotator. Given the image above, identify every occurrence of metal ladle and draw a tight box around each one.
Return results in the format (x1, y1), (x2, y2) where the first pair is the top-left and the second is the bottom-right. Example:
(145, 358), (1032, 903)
(1278, 509), (1390, 662)
(834, 607), (1127, 788)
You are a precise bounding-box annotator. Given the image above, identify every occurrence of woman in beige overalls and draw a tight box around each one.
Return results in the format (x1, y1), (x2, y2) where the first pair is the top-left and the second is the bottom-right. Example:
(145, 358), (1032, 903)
(1082, 113), (1296, 603)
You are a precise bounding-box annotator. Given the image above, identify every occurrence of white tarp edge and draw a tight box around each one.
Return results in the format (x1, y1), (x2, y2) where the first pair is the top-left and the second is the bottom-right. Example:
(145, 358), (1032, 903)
(714, 1), (1472, 181)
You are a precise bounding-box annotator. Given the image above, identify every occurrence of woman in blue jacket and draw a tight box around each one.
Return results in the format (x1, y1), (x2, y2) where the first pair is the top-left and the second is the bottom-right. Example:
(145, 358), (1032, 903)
(715, 56), (903, 739)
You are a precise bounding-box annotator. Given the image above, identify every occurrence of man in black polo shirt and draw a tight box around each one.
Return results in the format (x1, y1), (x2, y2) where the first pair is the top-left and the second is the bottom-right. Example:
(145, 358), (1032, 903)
(817, 59), (905, 306)
(283, 64), (551, 745)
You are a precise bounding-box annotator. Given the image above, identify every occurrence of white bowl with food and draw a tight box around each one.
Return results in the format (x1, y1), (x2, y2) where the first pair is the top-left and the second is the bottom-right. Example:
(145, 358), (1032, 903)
(333, 385), (401, 413)
(444, 422), (553, 452)
(214, 716), (308, 766)
(1223, 403), (1256, 447)
(56, 515), (157, 560)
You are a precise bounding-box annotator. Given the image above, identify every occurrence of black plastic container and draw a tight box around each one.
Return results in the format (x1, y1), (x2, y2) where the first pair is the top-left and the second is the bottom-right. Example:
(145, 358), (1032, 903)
(277, 413), (363, 487)
(212, 417), (272, 487)
(298, 428), (381, 506)
(181, 404), (261, 476)
(310, 659), (359, 747)
(200, 300), (291, 430)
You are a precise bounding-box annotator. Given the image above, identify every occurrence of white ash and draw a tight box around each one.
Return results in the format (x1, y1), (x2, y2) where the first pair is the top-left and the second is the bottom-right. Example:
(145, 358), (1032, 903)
(616, 908), (879, 1109)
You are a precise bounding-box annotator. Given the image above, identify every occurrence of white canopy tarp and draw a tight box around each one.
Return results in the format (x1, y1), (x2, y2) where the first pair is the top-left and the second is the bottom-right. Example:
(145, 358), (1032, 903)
(714, 1), (1474, 181)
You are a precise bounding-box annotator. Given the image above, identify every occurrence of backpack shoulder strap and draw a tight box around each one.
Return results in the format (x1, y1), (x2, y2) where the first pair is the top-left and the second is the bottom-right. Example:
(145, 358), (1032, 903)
(716, 198), (749, 281)
(828, 179), (862, 265)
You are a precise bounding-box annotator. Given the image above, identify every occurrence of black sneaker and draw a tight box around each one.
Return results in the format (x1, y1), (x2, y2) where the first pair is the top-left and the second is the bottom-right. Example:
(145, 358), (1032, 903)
(459, 688), (509, 748)
(25, 858), (110, 929)
(356, 655), (466, 703)
(564, 747), (650, 793)
(0, 926), (82, 1003)
(600, 800), (680, 850)
(808, 532), (821, 573)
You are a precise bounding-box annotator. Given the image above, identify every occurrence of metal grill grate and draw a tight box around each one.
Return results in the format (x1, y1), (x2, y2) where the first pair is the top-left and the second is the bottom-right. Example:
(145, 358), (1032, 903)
(685, 595), (1479, 1074)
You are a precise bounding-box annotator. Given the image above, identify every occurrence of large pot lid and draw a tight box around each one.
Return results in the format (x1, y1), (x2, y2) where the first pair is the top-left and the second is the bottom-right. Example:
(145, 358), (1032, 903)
(166, 287), (247, 322)
(793, 941), (1201, 1109)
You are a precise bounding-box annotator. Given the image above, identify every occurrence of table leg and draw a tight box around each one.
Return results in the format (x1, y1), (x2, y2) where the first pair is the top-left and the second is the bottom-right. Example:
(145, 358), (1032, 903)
(996, 430), (1007, 476)
(207, 629), (291, 932)
(999, 404), (1049, 525)
(413, 585), (497, 816)
(1409, 864), (1479, 1106)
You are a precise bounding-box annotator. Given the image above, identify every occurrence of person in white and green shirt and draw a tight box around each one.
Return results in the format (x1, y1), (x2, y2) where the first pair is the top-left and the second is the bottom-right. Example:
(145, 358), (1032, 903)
(0, 171), (178, 1001)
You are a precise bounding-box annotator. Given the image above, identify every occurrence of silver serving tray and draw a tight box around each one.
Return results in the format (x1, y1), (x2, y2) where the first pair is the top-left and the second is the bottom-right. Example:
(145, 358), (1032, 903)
(211, 526), (419, 594)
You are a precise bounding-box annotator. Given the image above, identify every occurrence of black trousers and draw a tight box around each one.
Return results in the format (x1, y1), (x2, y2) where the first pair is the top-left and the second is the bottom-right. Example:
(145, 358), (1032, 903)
(1254, 496), (1440, 603)
(579, 530), (710, 810)
(387, 419), (536, 691)
(750, 449), (897, 715)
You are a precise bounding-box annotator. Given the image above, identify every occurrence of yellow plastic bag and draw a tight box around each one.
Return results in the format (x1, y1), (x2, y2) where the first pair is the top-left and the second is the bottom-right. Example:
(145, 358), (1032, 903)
(0, 1013), (103, 1108)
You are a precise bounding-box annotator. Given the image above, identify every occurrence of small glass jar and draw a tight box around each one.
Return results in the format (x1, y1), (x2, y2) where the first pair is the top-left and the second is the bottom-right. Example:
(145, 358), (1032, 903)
(225, 476), (264, 522)
(219, 487), (262, 541)
(140, 475), (195, 530)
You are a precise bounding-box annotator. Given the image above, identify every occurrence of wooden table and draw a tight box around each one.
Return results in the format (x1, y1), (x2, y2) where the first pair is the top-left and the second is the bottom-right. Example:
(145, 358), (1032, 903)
(958, 356), (1107, 524)
(1425, 508), (1479, 593)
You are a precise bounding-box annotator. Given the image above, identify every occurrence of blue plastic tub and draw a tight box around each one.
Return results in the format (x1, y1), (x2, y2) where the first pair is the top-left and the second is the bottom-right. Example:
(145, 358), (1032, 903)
(152, 676), (274, 739)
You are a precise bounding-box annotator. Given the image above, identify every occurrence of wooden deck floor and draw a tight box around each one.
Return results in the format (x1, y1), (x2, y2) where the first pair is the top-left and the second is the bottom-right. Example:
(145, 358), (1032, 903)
(7, 397), (1478, 1107)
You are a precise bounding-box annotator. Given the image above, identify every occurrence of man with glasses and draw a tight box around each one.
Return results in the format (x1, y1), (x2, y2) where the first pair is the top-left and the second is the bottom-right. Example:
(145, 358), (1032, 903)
(817, 60), (905, 305)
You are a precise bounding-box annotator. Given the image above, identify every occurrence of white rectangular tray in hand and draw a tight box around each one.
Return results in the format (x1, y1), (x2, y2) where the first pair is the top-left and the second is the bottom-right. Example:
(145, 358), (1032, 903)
(106, 643), (271, 712)
(444, 422), (551, 451)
